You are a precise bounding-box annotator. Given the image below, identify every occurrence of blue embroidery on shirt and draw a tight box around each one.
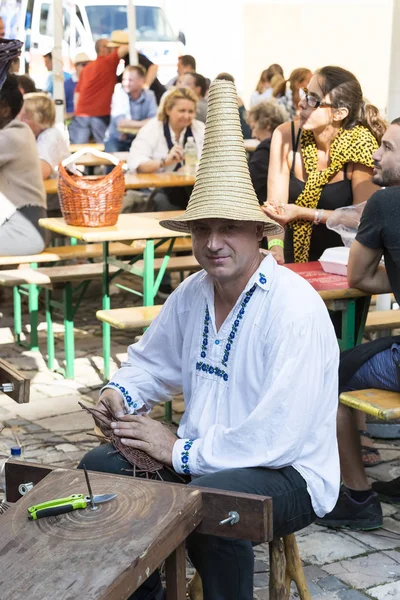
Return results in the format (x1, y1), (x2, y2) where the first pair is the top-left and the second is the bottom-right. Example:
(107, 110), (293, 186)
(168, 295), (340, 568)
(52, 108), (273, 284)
(198, 283), (257, 380)
(259, 272), (267, 285)
(181, 439), (194, 474)
(108, 382), (137, 410)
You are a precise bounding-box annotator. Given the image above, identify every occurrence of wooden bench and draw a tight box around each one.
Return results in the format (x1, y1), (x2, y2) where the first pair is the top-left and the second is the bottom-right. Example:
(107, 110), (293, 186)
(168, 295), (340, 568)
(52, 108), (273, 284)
(339, 389), (400, 420)
(97, 304), (162, 330)
(0, 238), (193, 267)
(0, 254), (199, 379)
(365, 310), (400, 334)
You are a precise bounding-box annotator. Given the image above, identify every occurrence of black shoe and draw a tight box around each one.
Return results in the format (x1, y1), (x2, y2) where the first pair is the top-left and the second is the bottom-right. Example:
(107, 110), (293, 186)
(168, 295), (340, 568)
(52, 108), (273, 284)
(315, 488), (383, 530)
(372, 477), (400, 503)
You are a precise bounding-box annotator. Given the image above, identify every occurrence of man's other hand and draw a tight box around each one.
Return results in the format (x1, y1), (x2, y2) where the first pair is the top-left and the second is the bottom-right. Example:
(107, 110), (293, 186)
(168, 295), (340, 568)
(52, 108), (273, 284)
(97, 388), (126, 424)
(111, 414), (177, 466)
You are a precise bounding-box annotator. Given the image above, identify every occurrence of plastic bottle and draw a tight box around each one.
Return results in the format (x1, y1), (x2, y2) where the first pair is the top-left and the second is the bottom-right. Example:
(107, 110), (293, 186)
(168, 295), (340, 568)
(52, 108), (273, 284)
(184, 137), (197, 174)
(0, 446), (22, 500)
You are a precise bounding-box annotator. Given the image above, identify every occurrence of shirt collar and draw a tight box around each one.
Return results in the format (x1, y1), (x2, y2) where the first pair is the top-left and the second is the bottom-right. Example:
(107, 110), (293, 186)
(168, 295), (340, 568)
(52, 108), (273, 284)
(202, 252), (275, 306)
(129, 90), (145, 103)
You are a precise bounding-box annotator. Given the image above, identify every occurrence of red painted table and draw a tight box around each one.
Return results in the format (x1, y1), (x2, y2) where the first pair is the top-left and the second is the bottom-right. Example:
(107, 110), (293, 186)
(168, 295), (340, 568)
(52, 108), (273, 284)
(285, 262), (370, 349)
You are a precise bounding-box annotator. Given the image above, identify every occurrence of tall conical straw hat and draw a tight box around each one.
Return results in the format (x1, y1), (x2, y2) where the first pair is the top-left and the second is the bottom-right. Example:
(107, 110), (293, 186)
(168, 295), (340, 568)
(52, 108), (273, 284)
(160, 79), (282, 236)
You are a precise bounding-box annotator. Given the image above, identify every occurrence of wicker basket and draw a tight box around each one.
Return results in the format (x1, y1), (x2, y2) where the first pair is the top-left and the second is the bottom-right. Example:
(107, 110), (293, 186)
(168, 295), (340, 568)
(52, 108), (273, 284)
(58, 149), (125, 227)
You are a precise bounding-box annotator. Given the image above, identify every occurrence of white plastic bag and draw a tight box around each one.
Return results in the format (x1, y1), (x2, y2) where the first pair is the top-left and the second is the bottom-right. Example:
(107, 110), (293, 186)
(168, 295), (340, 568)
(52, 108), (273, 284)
(326, 201), (367, 247)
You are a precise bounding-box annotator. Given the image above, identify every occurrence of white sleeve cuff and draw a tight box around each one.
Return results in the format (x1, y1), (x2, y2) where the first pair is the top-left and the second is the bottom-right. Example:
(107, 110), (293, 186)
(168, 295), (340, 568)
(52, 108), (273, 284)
(100, 381), (144, 414)
(172, 438), (197, 475)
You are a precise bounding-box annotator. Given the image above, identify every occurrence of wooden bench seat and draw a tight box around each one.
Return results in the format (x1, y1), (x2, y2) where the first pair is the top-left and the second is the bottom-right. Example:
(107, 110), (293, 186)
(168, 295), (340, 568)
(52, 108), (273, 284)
(0, 238), (193, 267)
(0, 254), (200, 288)
(97, 304), (163, 329)
(339, 388), (400, 420)
(365, 310), (400, 332)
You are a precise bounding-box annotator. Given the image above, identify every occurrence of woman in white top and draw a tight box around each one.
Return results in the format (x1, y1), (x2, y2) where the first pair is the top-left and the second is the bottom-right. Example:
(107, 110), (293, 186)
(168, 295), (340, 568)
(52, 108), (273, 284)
(128, 86), (205, 210)
(19, 92), (70, 180)
(0, 75), (47, 255)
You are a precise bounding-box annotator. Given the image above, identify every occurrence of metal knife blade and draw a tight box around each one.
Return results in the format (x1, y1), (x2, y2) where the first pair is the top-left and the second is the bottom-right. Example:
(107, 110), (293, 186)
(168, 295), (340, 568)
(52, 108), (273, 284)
(88, 493), (117, 505)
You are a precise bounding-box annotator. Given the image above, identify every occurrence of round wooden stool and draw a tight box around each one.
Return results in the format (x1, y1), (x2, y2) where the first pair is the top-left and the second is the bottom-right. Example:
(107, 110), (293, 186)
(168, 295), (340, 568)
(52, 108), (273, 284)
(187, 533), (311, 600)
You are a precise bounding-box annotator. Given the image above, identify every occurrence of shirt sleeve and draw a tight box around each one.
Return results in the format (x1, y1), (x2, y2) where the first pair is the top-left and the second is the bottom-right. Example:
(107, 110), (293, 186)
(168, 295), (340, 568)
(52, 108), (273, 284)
(355, 192), (384, 250)
(147, 91), (158, 118)
(127, 121), (159, 171)
(103, 292), (184, 413)
(173, 313), (338, 475)
(138, 52), (153, 69)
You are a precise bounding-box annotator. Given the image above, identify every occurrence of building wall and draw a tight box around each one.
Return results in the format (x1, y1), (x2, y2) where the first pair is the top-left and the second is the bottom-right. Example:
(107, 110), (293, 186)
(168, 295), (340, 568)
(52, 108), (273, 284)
(166, 0), (394, 114)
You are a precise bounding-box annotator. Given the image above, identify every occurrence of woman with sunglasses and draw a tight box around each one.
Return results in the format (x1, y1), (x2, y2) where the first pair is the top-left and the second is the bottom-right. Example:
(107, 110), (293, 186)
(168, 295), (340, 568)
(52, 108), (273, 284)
(263, 66), (386, 264)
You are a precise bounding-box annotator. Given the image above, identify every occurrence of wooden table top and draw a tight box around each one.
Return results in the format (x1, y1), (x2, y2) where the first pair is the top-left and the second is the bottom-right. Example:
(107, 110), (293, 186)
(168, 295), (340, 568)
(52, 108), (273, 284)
(39, 211), (189, 242)
(285, 262), (368, 301)
(0, 469), (202, 600)
(44, 172), (196, 195)
(69, 142), (105, 153)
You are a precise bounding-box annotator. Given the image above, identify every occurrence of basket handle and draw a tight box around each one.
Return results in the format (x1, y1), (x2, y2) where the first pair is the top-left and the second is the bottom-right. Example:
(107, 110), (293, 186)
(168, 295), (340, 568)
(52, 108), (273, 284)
(62, 148), (121, 167)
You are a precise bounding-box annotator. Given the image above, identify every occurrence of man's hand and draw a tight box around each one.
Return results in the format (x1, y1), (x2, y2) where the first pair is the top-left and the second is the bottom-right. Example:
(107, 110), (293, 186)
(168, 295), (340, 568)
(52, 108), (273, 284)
(111, 414), (177, 466)
(96, 388), (126, 425)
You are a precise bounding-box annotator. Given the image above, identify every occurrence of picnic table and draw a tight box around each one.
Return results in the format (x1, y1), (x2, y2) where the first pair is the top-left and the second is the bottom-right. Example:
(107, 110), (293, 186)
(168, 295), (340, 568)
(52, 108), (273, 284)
(44, 172), (196, 195)
(39, 211), (189, 379)
(285, 261), (370, 349)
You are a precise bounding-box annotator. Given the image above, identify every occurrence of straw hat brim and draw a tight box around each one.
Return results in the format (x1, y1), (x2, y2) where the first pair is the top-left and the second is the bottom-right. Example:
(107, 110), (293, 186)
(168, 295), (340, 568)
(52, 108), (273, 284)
(160, 209), (283, 236)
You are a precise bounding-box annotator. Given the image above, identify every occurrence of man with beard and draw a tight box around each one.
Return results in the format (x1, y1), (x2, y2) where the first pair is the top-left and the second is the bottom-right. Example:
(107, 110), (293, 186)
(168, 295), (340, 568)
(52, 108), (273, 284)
(317, 118), (400, 531)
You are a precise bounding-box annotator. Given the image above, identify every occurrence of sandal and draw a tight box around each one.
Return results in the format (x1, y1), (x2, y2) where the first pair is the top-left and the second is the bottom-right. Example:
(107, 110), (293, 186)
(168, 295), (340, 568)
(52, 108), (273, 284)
(359, 429), (383, 467)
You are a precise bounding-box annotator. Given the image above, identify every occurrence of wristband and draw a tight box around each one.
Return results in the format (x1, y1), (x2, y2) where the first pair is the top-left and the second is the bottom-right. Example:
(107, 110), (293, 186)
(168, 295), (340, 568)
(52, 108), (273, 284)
(267, 239), (284, 250)
(314, 208), (324, 224)
(160, 156), (167, 168)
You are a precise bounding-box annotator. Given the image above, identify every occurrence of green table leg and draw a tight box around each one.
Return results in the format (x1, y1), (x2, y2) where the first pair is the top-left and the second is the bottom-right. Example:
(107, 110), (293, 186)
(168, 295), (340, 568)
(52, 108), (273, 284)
(13, 286), (22, 344)
(28, 283), (40, 352)
(143, 240), (155, 307)
(102, 242), (111, 381)
(356, 297), (371, 346)
(45, 289), (55, 372)
(63, 283), (75, 379)
(341, 299), (356, 350)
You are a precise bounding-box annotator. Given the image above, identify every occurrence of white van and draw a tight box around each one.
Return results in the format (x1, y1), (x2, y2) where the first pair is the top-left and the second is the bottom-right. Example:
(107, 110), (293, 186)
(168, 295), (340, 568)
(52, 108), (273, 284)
(19, 0), (185, 89)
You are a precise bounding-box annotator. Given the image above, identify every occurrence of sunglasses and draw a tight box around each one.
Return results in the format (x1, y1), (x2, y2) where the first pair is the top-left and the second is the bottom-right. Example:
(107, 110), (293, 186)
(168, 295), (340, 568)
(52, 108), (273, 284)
(302, 88), (333, 109)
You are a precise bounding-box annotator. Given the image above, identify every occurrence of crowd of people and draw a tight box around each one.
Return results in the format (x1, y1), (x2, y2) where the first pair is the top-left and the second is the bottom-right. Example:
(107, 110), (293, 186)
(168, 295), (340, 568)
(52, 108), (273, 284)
(2, 25), (400, 599)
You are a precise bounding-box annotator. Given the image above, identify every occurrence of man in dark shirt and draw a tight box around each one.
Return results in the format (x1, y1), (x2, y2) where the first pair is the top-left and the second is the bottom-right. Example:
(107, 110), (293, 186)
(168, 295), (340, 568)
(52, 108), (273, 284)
(317, 118), (400, 531)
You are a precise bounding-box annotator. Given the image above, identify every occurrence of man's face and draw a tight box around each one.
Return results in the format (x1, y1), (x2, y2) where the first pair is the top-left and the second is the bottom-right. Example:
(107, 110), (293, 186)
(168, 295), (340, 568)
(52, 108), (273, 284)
(177, 58), (185, 76)
(177, 73), (196, 91)
(0, 18), (5, 38)
(122, 70), (143, 95)
(190, 219), (263, 284)
(44, 55), (52, 71)
(372, 124), (400, 187)
(98, 39), (112, 56)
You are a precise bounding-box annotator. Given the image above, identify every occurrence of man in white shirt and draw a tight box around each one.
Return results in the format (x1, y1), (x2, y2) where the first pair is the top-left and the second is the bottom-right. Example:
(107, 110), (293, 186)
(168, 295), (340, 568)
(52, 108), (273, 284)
(79, 79), (339, 600)
(104, 65), (157, 152)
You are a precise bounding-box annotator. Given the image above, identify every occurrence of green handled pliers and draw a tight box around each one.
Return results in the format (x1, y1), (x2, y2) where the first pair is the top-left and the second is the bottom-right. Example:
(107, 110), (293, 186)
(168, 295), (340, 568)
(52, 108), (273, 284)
(27, 492), (117, 520)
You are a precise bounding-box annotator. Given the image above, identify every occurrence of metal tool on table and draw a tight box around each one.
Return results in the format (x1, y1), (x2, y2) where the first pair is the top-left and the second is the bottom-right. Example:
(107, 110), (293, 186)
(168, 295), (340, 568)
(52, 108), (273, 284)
(27, 465), (116, 520)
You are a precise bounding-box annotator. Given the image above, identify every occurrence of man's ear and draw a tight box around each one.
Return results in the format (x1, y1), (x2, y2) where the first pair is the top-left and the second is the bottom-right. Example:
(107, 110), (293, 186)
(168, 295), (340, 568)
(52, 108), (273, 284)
(256, 223), (264, 241)
(333, 106), (349, 123)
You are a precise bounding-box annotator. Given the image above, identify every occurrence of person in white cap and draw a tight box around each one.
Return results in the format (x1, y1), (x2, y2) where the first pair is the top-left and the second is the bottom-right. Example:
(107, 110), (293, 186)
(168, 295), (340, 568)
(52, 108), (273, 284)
(79, 80), (340, 600)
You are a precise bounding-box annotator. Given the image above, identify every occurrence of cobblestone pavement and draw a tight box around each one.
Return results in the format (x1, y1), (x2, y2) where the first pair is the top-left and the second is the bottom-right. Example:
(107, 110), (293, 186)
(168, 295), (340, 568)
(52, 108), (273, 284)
(1, 283), (400, 599)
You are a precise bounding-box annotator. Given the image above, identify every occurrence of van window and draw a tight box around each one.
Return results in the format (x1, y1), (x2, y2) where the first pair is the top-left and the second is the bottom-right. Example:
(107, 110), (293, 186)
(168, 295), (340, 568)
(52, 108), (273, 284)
(39, 4), (71, 43)
(85, 5), (176, 42)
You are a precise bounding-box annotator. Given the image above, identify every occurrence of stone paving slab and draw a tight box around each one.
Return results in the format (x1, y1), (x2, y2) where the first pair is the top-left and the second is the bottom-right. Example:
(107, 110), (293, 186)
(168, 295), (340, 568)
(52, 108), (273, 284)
(324, 552), (400, 588)
(368, 580), (400, 599)
(296, 529), (370, 565)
